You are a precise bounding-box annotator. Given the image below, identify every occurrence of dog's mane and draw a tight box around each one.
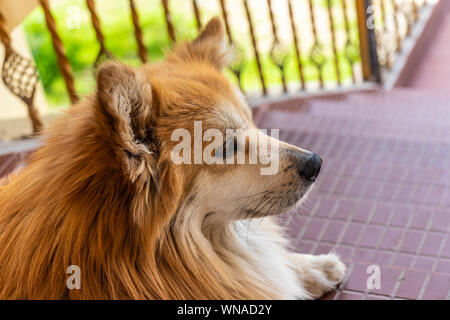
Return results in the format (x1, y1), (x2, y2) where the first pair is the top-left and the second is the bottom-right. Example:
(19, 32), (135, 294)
(0, 94), (282, 299)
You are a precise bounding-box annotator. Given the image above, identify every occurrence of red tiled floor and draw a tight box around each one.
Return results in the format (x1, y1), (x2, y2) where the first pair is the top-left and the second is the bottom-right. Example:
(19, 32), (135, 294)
(255, 88), (450, 300)
(395, 270), (428, 300)
(436, 260), (450, 274)
(422, 274), (450, 300)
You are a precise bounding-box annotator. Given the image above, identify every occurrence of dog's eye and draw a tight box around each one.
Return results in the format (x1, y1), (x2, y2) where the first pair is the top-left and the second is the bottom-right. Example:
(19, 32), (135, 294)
(216, 137), (237, 159)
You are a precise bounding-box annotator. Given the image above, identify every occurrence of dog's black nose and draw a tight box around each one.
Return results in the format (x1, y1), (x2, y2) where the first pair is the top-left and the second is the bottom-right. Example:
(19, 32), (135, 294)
(300, 154), (322, 182)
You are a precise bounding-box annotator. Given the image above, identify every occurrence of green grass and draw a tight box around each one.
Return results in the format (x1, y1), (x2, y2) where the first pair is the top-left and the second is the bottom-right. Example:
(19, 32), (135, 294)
(23, 0), (361, 107)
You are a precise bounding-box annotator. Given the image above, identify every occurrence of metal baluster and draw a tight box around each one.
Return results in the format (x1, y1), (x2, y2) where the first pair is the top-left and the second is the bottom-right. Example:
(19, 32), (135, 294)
(39, 0), (78, 104)
(391, 0), (402, 52)
(219, 0), (245, 91)
(129, 0), (148, 63)
(86, 0), (113, 68)
(341, 0), (357, 83)
(399, 0), (417, 36)
(0, 11), (11, 53)
(192, 0), (202, 31)
(377, 0), (393, 69)
(266, 0), (287, 93)
(412, 0), (419, 22)
(326, 0), (341, 85)
(307, 0), (325, 88)
(243, 0), (267, 95)
(161, 0), (176, 43)
(287, 0), (305, 90)
(379, 0), (388, 31)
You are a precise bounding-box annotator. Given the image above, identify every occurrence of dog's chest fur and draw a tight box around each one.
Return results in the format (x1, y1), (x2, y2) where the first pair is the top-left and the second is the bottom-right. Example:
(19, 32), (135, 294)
(230, 219), (303, 299)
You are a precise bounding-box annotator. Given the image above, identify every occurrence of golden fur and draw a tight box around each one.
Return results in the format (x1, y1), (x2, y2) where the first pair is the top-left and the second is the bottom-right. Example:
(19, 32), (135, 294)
(0, 18), (346, 299)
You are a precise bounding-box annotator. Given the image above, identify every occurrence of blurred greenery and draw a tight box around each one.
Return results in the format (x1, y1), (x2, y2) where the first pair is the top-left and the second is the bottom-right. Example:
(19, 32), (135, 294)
(23, 0), (360, 107)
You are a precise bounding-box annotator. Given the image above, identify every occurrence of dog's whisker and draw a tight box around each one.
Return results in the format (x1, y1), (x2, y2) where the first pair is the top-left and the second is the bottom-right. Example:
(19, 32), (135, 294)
(237, 189), (271, 201)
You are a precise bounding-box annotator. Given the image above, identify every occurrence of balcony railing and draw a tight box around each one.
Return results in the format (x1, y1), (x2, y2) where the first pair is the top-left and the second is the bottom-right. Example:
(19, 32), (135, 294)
(0, 0), (440, 134)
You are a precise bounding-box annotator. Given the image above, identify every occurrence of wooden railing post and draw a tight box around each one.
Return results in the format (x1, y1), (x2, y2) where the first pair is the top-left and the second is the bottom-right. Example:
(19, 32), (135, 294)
(243, 0), (266, 95)
(191, 0), (202, 32)
(355, 0), (381, 83)
(327, 0), (341, 85)
(39, 0), (78, 104)
(219, 0), (245, 91)
(307, 0), (325, 89)
(129, 0), (148, 63)
(267, 0), (288, 93)
(287, 0), (305, 90)
(161, 0), (176, 43)
(86, 0), (113, 68)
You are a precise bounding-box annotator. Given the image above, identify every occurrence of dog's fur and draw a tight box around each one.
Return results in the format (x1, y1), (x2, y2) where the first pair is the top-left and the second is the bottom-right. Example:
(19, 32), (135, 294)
(0, 18), (345, 299)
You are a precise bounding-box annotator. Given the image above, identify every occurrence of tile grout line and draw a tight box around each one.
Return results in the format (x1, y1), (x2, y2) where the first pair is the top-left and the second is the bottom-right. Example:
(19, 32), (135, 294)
(347, 200), (378, 299)
(334, 262), (355, 300)
(417, 192), (450, 300)
(297, 237), (450, 264)
(291, 124), (344, 252)
(291, 131), (323, 252)
(390, 269), (407, 299)
(365, 200), (398, 297)
(384, 201), (416, 299)
(410, 205), (438, 271)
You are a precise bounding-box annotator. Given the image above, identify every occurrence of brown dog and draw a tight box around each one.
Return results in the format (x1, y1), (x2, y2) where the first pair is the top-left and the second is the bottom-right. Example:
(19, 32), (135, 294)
(0, 17), (345, 299)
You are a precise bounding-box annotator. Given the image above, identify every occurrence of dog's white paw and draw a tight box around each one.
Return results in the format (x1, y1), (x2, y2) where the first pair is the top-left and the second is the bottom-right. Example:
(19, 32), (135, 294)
(293, 253), (347, 299)
(312, 253), (347, 286)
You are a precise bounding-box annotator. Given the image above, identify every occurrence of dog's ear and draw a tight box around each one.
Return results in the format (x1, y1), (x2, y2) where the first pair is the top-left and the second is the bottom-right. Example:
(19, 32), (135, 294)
(170, 16), (233, 69)
(96, 61), (158, 183)
(96, 61), (183, 227)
